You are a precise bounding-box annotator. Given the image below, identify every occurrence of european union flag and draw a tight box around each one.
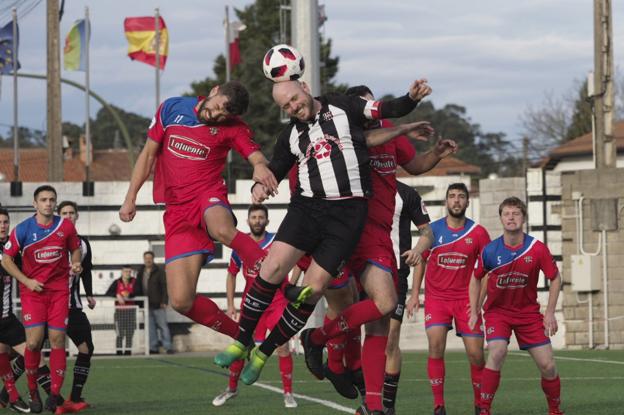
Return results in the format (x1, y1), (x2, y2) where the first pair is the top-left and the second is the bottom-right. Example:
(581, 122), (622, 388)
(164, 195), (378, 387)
(0, 20), (20, 74)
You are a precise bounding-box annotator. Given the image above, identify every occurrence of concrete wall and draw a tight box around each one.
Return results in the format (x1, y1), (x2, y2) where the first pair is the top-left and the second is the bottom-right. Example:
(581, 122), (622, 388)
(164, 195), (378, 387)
(560, 168), (624, 349)
(478, 176), (526, 237)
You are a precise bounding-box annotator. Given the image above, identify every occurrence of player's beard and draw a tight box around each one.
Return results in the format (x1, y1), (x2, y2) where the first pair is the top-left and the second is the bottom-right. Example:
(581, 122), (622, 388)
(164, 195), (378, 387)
(196, 97), (212, 124)
(447, 206), (467, 219)
(250, 224), (266, 237)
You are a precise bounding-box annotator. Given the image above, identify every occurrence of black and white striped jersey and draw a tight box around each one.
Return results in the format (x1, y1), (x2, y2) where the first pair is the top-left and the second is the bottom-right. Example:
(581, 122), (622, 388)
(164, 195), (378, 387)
(69, 235), (93, 310)
(269, 93), (420, 199)
(0, 239), (20, 319)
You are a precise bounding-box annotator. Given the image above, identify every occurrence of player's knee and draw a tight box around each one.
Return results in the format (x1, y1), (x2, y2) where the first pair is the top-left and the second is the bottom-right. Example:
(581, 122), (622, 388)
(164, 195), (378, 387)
(466, 349), (485, 366)
(488, 346), (507, 364)
(25, 340), (40, 352)
(428, 343), (445, 358)
(210, 224), (236, 245)
(170, 297), (193, 314)
(374, 296), (397, 316)
(539, 359), (557, 378)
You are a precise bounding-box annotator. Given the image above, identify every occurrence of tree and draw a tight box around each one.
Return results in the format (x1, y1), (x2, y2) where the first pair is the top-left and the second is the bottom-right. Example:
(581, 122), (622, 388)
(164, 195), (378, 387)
(185, 0), (342, 180)
(90, 105), (150, 153)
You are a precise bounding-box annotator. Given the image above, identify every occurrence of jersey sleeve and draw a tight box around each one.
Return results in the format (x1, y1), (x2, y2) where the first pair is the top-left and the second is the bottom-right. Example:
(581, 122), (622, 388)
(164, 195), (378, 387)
(65, 222), (81, 252)
(473, 248), (489, 280)
(421, 249), (431, 263)
(405, 188), (430, 226)
(228, 251), (242, 277)
(268, 126), (298, 183)
(147, 101), (167, 144)
(2, 229), (21, 258)
(81, 238), (94, 297)
(538, 242), (559, 280)
(231, 123), (261, 160)
(394, 135), (417, 166)
(476, 226), (492, 252)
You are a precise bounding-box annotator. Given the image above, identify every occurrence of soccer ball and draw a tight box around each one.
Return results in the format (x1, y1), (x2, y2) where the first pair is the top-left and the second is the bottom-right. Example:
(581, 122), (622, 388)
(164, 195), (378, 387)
(262, 44), (305, 82)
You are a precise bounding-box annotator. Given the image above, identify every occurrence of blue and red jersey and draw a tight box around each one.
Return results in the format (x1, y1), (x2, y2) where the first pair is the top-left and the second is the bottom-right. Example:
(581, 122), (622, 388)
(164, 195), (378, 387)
(3, 215), (80, 292)
(148, 96), (260, 204)
(422, 217), (490, 301)
(474, 234), (559, 316)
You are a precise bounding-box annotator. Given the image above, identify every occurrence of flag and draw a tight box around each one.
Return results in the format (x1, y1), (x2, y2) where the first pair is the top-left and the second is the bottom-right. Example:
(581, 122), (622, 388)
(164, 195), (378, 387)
(227, 21), (245, 70)
(124, 16), (168, 69)
(0, 20), (20, 74)
(64, 18), (89, 71)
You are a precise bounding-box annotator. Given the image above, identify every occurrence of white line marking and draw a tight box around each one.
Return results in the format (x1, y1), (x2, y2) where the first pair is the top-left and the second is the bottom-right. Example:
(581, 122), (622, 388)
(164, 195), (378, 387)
(510, 352), (624, 365)
(252, 382), (354, 413)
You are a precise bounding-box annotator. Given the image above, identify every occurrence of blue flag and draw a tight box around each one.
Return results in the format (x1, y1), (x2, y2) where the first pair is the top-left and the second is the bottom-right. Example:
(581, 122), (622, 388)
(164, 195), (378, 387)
(0, 20), (20, 74)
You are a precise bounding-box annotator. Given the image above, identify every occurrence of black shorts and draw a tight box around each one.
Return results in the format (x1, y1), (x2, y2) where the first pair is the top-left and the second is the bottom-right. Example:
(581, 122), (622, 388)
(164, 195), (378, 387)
(0, 314), (26, 347)
(391, 267), (410, 322)
(67, 309), (93, 347)
(276, 195), (368, 277)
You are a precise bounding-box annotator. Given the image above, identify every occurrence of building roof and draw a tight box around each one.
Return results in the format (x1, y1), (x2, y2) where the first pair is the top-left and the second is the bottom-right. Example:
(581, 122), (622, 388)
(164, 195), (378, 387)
(397, 155), (481, 177)
(0, 148), (133, 182)
(539, 121), (624, 169)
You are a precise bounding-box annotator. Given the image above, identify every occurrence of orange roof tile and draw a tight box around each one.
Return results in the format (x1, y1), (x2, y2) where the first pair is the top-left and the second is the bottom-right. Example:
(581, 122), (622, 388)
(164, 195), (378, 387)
(396, 156), (481, 177)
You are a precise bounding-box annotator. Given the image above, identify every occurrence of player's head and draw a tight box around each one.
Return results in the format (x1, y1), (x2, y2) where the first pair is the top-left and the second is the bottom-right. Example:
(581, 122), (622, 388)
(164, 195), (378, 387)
(33, 185), (57, 218)
(121, 265), (133, 279)
(143, 251), (155, 267)
(498, 196), (527, 232)
(346, 85), (374, 100)
(197, 80), (249, 123)
(247, 204), (269, 237)
(58, 200), (79, 224)
(272, 80), (315, 121)
(445, 183), (469, 219)
(0, 207), (9, 241)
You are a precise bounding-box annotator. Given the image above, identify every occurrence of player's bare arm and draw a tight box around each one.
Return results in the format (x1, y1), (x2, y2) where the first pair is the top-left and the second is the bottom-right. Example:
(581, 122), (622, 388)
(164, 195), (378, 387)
(402, 138), (458, 176)
(225, 272), (237, 320)
(70, 248), (83, 275)
(544, 273), (562, 336)
(468, 275), (482, 330)
(1, 254), (43, 292)
(365, 121), (434, 148)
(249, 151), (279, 195)
(119, 139), (160, 222)
(401, 223), (434, 266)
(406, 261), (425, 319)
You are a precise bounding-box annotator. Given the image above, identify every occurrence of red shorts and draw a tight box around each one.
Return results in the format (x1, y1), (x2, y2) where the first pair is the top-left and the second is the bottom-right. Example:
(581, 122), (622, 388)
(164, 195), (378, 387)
(424, 298), (484, 337)
(253, 297), (288, 343)
(348, 223), (397, 283)
(21, 290), (69, 331)
(163, 191), (230, 263)
(484, 312), (550, 350)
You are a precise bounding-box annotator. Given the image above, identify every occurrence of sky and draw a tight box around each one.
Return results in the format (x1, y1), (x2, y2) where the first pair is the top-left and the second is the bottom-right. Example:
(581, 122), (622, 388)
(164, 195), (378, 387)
(0, 0), (622, 146)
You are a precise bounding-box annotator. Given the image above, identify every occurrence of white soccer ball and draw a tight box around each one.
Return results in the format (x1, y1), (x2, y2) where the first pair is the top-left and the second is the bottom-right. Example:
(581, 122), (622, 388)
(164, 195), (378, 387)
(262, 44), (305, 82)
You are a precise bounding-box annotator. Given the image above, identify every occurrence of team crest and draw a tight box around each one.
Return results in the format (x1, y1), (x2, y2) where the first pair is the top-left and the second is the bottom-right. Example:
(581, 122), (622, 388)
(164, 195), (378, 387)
(209, 127), (219, 135)
(322, 111), (333, 122)
(465, 237), (473, 245)
(24, 314), (31, 322)
(524, 256), (533, 263)
(56, 231), (64, 238)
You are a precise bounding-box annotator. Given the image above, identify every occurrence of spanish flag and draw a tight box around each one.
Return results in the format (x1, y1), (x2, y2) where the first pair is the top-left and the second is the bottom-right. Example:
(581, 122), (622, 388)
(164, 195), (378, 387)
(123, 16), (168, 69)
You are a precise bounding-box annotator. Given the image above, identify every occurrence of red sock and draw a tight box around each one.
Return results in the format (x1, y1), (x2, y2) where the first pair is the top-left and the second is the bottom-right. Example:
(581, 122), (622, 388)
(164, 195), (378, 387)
(279, 355), (294, 394)
(310, 299), (383, 345)
(228, 359), (244, 391)
(344, 327), (362, 371)
(24, 349), (40, 392)
(479, 368), (501, 410)
(470, 363), (484, 406)
(427, 357), (445, 407)
(183, 295), (239, 338)
(362, 335), (387, 411)
(0, 352), (19, 402)
(49, 348), (66, 396)
(541, 376), (561, 411)
(230, 231), (265, 273)
(325, 316), (346, 374)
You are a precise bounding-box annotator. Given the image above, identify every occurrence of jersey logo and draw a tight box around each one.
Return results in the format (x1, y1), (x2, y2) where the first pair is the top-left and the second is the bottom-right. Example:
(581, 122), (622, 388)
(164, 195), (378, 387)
(56, 231), (64, 238)
(369, 153), (397, 175)
(321, 111), (333, 122)
(34, 246), (64, 264)
(465, 237), (473, 245)
(168, 135), (210, 160)
(23, 313), (31, 321)
(486, 326), (495, 335)
(210, 127), (219, 135)
(305, 134), (343, 161)
(437, 252), (468, 270)
(495, 271), (529, 289)
(524, 256), (533, 263)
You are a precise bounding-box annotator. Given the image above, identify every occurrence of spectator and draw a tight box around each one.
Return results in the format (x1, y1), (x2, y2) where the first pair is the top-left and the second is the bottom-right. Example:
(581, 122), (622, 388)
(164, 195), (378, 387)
(106, 265), (137, 356)
(136, 251), (172, 354)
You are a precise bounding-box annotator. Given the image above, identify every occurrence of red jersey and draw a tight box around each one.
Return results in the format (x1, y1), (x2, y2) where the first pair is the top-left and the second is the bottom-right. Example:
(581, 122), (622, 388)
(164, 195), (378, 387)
(474, 234), (559, 316)
(366, 119), (416, 231)
(3, 215), (80, 292)
(422, 217), (490, 301)
(227, 232), (287, 301)
(112, 278), (137, 307)
(148, 96), (260, 204)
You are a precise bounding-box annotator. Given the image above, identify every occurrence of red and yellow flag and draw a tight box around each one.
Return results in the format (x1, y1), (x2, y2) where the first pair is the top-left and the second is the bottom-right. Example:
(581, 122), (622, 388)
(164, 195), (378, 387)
(123, 16), (168, 69)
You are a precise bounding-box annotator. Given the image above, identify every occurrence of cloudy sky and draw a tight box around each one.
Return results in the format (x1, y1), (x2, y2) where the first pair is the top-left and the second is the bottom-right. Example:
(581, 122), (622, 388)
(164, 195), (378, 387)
(0, 0), (622, 146)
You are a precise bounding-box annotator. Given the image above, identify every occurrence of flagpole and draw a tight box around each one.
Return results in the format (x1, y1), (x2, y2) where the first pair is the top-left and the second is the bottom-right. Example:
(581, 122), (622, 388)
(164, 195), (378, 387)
(225, 5), (230, 82)
(155, 8), (160, 110)
(12, 8), (19, 186)
(84, 6), (92, 187)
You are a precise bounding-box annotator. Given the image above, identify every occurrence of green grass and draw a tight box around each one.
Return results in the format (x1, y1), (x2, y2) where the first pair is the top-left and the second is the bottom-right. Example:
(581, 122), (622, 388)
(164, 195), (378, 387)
(18, 350), (624, 414)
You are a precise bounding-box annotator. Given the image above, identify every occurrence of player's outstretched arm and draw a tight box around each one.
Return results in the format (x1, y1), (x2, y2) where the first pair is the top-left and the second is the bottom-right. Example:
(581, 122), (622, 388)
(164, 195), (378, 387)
(249, 151), (279, 196)
(365, 121), (433, 148)
(402, 137), (458, 176)
(544, 273), (562, 336)
(120, 139), (160, 222)
(1, 255), (43, 292)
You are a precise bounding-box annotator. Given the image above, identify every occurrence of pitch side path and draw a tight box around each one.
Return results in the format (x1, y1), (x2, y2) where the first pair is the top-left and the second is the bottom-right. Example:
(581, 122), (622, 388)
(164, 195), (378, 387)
(24, 350), (624, 414)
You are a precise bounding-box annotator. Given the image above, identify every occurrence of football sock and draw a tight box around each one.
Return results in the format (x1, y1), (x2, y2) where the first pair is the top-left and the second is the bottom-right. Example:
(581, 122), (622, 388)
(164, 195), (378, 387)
(541, 376), (561, 411)
(230, 231), (265, 273)
(183, 295), (239, 338)
(36, 365), (51, 395)
(0, 352), (18, 402)
(70, 352), (91, 402)
(470, 363), (484, 407)
(49, 348), (66, 396)
(279, 355), (294, 394)
(310, 299), (383, 345)
(237, 277), (281, 347)
(24, 349), (41, 392)
(427, 357), (445, 407)
(228, 359), (244, 391)
(325, 316), (346, 374)
(479, 368), (501, 410)
(344, 328), (362, 371)
(362, 335), (387, 411)
(259, 302), (316, 356)
(382, 371), (401, 409)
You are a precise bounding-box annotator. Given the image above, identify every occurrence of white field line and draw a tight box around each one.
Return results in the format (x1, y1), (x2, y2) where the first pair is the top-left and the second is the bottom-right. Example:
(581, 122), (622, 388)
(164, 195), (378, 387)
(252, 381), (354, 413)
